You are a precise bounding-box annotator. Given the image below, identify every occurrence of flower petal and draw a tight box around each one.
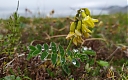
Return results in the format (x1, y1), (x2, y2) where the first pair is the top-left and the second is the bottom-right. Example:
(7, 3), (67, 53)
(82, 16), (95, 28)
(66, 32), (74, 39)
(73, 37), (77, 45)
(83, 32), (91, 38)
(82, 24), (92, 33)
(81, 11), (87, 18)
(75, 30), (82, 36)
(92, 19), (98, 22)
(76, 21), (82, 30)
(70, 22), (76, 32)
(77, 36), (83, 43)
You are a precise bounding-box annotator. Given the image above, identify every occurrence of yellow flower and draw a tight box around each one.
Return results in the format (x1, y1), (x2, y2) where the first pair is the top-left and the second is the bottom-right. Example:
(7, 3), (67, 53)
(66, 30), (82, 39)
(84, 8), (90, 16)
(70, 22), (76, 32)
(73, 30), (83, 45)
(66, 32), (75, 39)
(75, 29), (81, 36)
(81, 11), (87, 18)
(66, 8), (98, 46)
(82, 16), (98, 28)
(83, 32), (91, 38)
(81, 24), (92, 38)
(82, 24), (92, 33)
(81, 8), (90, 17)
(73, 36), (83, 45)
(76, 21), (82, 30)
(66, 29), (82, 45)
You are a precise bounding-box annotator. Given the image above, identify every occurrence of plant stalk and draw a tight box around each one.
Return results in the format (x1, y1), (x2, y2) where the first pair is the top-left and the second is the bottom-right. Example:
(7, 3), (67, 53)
(66, 38), (73, 52)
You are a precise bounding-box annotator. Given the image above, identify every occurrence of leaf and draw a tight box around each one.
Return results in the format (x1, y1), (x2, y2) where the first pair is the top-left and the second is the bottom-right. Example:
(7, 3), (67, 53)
(79, 54), (89, 62)
(62, 64), (70, 75)
(51, 53), (57, 65)
(9, 68), (15, 75)
(92, 67), (100, 76)
(36, 44), (42, 51)
(72, 59), (80, 67)
(59, 45), (64, 56)
(85, 63), (89, 70)
(74, 52), (79, 57)
(67, 50), (72, 56)
(27, 51), (33, 60)
(3, 75), (15, 80)
(47, 69), (54, 77)
(29, 45), (36, 51)
(97, 60), (109, 67)
(84, 50), (96, 56)
(85, 63), (91, 73)
(87, 58), (95, 65)
(60, 56), (66, 65)
(23, 76), (32, 80)
(16, 76), (21, 80)
(43, 43), (49, 51)
(32, 49), (41, 56)
(51, 42), (57, 53)
(41, 51), (48, 60)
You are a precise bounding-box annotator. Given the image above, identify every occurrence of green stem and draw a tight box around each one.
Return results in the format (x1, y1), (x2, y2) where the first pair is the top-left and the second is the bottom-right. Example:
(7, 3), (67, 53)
(66, 38), (73, 52)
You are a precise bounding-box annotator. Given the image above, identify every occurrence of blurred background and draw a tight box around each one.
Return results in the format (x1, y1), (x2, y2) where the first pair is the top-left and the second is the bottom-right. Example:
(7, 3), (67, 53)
(0, 0), (127, 18)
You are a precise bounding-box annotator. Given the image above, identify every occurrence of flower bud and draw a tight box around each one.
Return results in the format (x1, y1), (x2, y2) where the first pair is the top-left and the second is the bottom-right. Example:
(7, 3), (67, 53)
(76, 21), (82, 30)
(82, 24), (92, 33)
(83, 32), (91, 38)
(84, 8), (90, 16)
(70, 22), (76, 32)
(81, 11), (87, 18)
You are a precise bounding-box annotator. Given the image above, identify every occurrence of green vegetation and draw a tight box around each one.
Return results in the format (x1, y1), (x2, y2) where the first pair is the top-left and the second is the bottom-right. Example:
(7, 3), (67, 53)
(0, 8), (127, 80)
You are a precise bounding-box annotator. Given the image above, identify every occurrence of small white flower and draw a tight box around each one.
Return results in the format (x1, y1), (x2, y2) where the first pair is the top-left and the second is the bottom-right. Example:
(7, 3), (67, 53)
(88, 47), (92, 50)
(83, 47), (88, 50)
(73, 49), (78, 53)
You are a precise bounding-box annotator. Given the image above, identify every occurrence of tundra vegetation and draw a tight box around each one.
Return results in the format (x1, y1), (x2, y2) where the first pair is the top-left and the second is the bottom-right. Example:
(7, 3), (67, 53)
(0, 2), (128, 80)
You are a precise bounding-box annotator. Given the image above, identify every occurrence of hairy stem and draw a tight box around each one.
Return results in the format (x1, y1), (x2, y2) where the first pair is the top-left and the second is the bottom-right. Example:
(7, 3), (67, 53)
(66, 38), (73, 52)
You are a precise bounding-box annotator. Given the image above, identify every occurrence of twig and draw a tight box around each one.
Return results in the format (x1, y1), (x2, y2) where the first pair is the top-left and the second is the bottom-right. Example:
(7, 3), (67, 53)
(58, 27), (66, 31)
(105, 47), (120, 60)
(0, 40), (4, 42)
(5, 53), (25, 69)
(84, 38), (108, 45)
(16, 0), (19, 12)
(45, 34), (67, 40)
(53, 27), (66, 32)
(84, 38), (107, 42)
(0, 57), (7, 61)
(44, 32), (51, 40)
(5, 58), (15, 69)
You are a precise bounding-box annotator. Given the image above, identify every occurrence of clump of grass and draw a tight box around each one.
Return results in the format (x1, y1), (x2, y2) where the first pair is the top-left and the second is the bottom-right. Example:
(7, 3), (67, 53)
(0, 1), (22, 54)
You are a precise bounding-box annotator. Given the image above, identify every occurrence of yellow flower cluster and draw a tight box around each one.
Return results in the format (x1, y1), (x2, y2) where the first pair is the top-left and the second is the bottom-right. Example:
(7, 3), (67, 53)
(66, 8), (98, 46)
